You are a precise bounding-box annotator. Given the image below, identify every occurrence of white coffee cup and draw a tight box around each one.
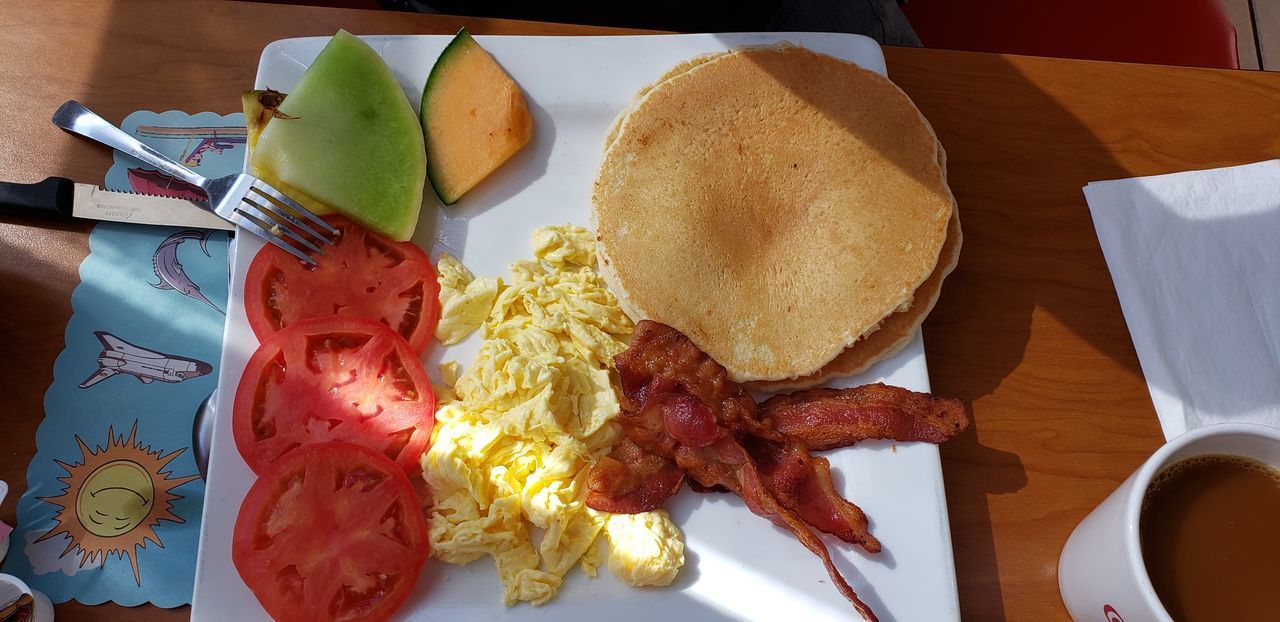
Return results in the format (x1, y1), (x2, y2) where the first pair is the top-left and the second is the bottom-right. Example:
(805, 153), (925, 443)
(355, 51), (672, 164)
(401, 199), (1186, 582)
(1058, 422), (1280, 622)
(0, 573), (55, 622)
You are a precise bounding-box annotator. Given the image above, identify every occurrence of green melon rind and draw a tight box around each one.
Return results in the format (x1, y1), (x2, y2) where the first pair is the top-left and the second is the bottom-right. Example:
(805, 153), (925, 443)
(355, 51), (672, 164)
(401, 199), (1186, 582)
(421, 28), (478, 206)
(251, 30), (425, 241)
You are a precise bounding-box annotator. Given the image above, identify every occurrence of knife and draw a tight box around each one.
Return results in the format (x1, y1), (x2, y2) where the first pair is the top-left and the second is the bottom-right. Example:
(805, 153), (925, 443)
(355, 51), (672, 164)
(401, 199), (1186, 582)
(0, 176), (234, 231)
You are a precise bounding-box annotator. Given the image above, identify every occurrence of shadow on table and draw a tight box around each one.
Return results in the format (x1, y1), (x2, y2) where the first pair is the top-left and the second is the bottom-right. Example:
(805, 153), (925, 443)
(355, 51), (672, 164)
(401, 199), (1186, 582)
(939, 411), (1028, 621)
(893, 50), (1138, 621)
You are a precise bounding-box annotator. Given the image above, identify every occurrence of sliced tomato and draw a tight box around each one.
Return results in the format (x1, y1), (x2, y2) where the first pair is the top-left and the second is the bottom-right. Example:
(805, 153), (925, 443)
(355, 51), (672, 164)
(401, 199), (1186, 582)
(244, 215), (440, 354)
(233, 441), (429, 622)
(233, 316), (435, 476)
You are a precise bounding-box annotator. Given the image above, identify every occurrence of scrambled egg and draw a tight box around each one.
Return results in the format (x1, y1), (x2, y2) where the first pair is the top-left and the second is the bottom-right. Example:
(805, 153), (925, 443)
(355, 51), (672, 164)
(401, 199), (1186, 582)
(603, 510), (685, 586)
(434, 254), (499, 345)
(423, 224), (685, 606)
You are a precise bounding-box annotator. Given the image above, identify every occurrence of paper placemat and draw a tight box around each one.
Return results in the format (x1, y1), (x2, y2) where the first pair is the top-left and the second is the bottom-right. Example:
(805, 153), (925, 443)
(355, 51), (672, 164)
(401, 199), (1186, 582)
(1, 110), (241, 607)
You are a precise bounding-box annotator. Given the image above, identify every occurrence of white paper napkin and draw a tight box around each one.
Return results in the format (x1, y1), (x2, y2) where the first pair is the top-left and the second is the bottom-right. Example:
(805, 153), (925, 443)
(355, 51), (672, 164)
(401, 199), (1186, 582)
(1084, 160), (1280, 440)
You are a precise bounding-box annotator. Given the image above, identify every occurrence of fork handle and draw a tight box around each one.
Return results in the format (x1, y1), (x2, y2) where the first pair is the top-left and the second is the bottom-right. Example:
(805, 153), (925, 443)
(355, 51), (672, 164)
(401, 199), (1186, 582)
(52, 101), (209, 190)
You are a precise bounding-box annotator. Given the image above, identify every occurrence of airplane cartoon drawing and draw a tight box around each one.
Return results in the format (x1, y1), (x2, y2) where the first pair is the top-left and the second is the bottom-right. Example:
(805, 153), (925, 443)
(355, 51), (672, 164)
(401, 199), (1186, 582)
(79, 331), (212, 389)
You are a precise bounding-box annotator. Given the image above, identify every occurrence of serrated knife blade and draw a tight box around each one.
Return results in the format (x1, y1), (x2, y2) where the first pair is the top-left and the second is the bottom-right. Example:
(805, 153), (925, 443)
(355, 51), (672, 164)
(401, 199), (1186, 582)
(0, 176), (234, 231)
(73, 183), (233, 230)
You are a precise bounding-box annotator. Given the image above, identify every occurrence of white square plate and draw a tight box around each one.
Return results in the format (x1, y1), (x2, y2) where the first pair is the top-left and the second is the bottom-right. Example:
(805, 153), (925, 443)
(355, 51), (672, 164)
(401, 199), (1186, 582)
(193, 33), (959, 622)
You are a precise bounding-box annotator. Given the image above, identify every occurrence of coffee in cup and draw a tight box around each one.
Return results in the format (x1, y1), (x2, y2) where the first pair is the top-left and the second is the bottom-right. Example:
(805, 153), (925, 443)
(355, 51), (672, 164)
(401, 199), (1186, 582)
(1058, 423), (1280, 622)
(1138, 454), (1280, 621)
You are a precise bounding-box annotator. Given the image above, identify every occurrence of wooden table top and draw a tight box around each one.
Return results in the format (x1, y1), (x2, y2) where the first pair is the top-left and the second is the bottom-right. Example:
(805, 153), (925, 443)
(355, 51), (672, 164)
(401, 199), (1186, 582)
(4, 0), (1279, 620)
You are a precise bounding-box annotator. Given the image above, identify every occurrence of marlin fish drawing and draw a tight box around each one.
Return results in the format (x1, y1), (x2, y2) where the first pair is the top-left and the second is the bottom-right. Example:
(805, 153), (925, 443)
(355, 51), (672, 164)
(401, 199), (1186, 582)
(151, 230), (224, 314)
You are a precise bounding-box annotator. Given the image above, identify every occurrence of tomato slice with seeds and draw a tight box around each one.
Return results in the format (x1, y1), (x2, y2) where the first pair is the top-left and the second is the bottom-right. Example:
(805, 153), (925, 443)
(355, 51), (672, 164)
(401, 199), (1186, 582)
(233, 441), (429, 622)
(245, 215), (440, 354)
(233, 316), (435, 476)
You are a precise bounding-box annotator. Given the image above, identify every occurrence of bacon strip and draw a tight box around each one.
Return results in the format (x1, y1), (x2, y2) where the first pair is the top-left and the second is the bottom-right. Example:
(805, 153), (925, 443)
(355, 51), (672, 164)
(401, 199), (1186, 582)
(586, 438), (684, 514)
(745, 436), (880, 552)
(667, 434), (881, 621)
(589, 321), (887, 619)
(759, 384), (969, 451)
(589, 322), (968, 620)
(735, 456), (879, 622)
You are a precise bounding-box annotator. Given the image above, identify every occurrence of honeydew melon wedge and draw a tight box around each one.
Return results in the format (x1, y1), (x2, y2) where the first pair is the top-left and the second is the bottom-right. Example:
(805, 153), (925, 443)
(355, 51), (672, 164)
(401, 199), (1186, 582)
(242, 89), (333, 223)
(249, 30), (426, 241)
(421, 28), (533, 205)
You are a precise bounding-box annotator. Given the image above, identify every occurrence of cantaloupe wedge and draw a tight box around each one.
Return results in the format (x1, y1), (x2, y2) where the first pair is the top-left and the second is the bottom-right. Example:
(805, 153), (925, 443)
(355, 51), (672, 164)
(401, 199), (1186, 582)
(250, 30), (426, 241)
(421, 29), (534, 205)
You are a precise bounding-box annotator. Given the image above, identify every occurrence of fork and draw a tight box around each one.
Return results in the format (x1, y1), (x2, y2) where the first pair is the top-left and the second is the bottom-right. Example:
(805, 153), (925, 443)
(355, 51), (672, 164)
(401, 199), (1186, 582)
(52, 100), (337, 264)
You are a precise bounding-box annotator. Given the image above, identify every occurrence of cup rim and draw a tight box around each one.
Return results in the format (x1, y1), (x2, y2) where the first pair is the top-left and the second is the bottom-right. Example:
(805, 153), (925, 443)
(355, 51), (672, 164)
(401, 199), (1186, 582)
(0, 572), (32, 602)
(1122, 422), (1280, 620)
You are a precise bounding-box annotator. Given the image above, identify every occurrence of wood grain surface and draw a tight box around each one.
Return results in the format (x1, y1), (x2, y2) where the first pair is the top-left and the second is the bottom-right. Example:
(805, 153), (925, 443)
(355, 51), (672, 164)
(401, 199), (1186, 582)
(2, 1), (1278, 620)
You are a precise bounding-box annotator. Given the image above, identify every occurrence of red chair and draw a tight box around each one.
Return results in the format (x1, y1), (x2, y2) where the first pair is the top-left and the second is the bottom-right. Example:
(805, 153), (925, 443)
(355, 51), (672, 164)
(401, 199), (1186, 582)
(902, 0), (1240, 69)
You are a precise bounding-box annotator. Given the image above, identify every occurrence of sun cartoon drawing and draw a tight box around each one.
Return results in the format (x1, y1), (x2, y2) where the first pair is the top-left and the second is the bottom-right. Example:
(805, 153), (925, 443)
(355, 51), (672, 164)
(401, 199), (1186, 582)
(35, 423), (199, 585)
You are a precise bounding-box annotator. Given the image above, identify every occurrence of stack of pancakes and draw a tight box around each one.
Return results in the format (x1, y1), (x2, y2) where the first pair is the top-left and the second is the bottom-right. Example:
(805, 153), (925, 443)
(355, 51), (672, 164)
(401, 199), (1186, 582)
(592, 45), (960, 390)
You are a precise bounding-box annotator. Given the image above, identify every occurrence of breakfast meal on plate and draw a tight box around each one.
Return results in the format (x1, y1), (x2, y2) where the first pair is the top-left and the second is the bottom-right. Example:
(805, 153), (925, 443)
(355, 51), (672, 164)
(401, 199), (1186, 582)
(421, 28), (534, 205)
(585, 320), (968, 621)
(246, 30), (426, 240)
(232, 441), (430, 622)
(232, 315), (437, 476)
(423, 225), (685, 605)
(217, 30), (968, 622)
(243, 214), (440, 353)
(593, 44), (958, 387)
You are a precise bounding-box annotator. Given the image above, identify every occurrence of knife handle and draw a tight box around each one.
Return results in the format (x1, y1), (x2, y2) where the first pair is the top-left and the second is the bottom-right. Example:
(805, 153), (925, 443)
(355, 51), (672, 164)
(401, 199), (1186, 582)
(0, 177), (74, 221)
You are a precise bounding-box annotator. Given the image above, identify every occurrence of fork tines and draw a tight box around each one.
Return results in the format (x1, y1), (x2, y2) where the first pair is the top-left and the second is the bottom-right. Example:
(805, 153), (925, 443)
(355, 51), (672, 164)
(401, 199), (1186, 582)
(234, 180), (339, 265)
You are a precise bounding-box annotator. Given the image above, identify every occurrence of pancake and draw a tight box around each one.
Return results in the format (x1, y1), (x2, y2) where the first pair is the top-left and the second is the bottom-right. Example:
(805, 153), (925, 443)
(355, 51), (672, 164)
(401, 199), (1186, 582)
(593, 45), (955, 382)
(749, 189), (960, 390)
(605, 48), (961, 390)
(602, 50), (729, 151)
(748, 139), (959, 391)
